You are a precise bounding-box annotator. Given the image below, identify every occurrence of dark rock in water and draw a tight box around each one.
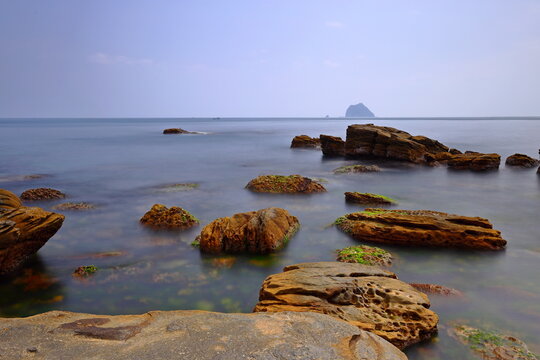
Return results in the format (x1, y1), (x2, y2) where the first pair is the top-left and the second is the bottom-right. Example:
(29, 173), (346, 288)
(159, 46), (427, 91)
(334, 165), (380, 174)
(72, 265), (98, 278)
(20, 188), (66, 201)
(0, 189), (64, 275)
(344, 192), (395, 205)
(53, 202), (96, 211)
(319, 134), (345, 156)
(196, 207), (299, 254)
(336, 245), (393, 266)
(290, 135), (320, 149)
(345, 103), (375, 117)
(505, 153), (540, 168)
(254, 262), (438, 349)
(140, 204), (199, 230)
(162, 128), (197, 134)
(409, 283), (462, 296)
(0, 310), (407, 359)
(246, 175), (326, 193)
(447, 153), (501, 171)
(335, 208), (506, 250)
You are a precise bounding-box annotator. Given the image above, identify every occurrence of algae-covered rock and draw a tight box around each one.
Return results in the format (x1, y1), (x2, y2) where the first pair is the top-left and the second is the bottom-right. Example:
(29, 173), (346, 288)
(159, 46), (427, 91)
(139, 204), (199, 230)
(336, 245), (392, 266)
(246, 175), (326, 193)
(344, 192), (396, 205)
(334, 165), (380, 174)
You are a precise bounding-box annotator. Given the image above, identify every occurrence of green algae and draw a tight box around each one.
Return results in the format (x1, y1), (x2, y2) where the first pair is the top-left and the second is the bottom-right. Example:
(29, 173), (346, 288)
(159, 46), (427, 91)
(336, 245), (392, 266)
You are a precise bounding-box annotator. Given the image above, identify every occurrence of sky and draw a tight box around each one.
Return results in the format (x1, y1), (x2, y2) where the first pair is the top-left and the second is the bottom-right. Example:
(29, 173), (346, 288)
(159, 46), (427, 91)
(1, 0), (540, 118)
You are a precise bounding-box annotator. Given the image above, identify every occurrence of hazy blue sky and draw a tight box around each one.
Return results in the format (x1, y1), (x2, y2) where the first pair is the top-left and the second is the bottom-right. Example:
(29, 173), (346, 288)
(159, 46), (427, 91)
(1, 1), (540, 117)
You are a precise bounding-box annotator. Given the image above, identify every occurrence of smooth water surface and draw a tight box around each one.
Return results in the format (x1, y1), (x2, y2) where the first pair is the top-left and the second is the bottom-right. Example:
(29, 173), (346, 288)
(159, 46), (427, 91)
(1, 117), (539, 358)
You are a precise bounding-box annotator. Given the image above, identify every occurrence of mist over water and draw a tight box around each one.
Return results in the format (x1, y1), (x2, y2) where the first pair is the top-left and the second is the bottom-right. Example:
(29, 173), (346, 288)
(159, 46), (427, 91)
(1, 117), (540, 358)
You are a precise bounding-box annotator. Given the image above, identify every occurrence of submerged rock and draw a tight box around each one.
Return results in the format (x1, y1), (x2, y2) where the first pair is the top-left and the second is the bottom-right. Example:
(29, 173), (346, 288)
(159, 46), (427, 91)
(0, 189), (64, 275)
(451, 325), (538, 360)
(290, 135), (320, 148)
(162, 128), (196, 134)
(20, 188), (66, 201)
(196, 207), (299, 254)
(153, 183), (199, 192)
(409, 283), (463, 296)
(73, 265), (98, 278)
(320, 134), (345, 156)
(505, 153), (540, 168)
(335, 209), (506, 250)
(0, 310), (406, 359)
(246, 175), (326, 193)
(345, 192), (396, 205)
(139, 204), (199, 230)
(334, 165), (381, 174)
(52, 202), (96, 211)
(254, 262), (438, 349)
(336, 245), (393, 266)
(447, 153), (501, 171)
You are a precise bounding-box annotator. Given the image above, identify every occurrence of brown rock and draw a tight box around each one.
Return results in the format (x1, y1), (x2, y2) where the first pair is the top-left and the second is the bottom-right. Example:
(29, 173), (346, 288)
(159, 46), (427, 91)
(447, 153), (501, 171)
(0, 310), (407, 359)
(449, 148), (462, 155)
(52, 202), (96, 211)
(254, 262), (438, 349)
(196, 207), (299, 254)
(320, 134), (345, 156)
(335, 209), (506, 250)
(139, 204), (199, 230)
(20, 188), (66, 201)
(245, 175), (326, 193)
(334, 165), (381, 174)
(344, 192), (395, 205)
(162, 128), (195, 134)
(0, 189), (64, 275)
(409, 283), (463, 296)
(505, 153), (540, 168)
(290, 135), (320, 148)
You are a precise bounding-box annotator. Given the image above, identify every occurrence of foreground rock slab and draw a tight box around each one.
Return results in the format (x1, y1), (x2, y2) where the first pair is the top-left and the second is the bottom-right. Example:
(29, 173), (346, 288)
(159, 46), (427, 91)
(335, 209), (506, 250)
(290, 135), (320, 148)
(196, 207), (299, 254)
(254, 262), (438, 349)
(0, 310), (407, 360)
(246, 175), (326, 193)
(0, 189), (64, 275)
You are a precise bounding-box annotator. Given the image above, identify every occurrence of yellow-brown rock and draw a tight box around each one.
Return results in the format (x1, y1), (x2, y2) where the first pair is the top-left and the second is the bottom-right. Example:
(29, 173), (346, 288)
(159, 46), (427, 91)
(447, 152), (501, 171)
(290, 135), (320, 148)
(0, 189), (64, 275)
(196, 207), (299, 254)
(254, 261), (438, 349)
(246, 175), (326, 193)
(139, 204), (199, 230)
(335, 209), (506, 250)
(505, 153), (540, 168)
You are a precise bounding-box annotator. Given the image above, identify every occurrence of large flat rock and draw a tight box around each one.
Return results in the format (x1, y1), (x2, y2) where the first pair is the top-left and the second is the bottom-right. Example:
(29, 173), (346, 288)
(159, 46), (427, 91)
(254, 262), (438, 349)
(0, 310), (406, 360)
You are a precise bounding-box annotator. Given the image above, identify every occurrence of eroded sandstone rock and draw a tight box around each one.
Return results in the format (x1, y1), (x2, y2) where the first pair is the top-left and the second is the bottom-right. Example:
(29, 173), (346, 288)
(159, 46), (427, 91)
(254, 262), (438, 349)
(139, 204), (199, 230)
(447, 153), (501, 171)
(196, 207), (299, 254)
(409, 283), (463, 296)
(246, 175), (326, 193)
(20, 188), (65, 201)
(335, 209), (506, 250)
(0, 310), (407, 359)
(320, 134), (345, 156)
(290, 135), (321, 148)
(0, 189), (64, 275)
(505, 153), (540, 168)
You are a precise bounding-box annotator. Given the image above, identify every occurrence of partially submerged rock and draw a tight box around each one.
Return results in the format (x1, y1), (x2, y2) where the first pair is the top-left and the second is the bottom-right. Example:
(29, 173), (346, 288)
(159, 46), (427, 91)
(246, 175), (326, 193)
(447, 153), (501, 171)
(320, 134), (345, 156)
(73, 265), (98, 278)
(20, 188), (66, 201)
(505, 153), (540, 168)
(335, 209), (506, 250)
(52, 202), (96, 211)
(345, 192), (396, 205)
(254, 262), (438, 349)
(290, 135), (320, 148)
(153, 183), (199, 192)
(139, 204), (199, 230)
(0, 310), (406, 359)
(0, 189), (64, 275)
(409, 283), (463, 296)
(196, 207), (299, 254)
(162, 128), (196, 134)
(336, 245), (392, 266)
(334, 165), (380, 174)
(451, 325), (538, 360)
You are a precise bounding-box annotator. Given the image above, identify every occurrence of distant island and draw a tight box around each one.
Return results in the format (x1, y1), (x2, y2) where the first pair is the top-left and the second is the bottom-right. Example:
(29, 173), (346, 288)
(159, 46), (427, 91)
(345, 103), (375, 117)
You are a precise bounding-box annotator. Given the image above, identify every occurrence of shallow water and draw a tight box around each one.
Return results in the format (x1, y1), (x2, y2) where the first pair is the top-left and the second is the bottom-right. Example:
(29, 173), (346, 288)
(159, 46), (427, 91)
(1, 117), (539, 359)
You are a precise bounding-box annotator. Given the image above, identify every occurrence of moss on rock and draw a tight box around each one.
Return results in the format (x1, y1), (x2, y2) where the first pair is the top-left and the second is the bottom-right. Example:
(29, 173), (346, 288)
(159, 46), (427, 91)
(336, 245), (392, 266)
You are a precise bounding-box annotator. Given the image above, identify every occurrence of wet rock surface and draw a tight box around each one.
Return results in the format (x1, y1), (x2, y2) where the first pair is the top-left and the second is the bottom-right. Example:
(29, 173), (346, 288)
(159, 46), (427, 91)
(20, 188), (66, 201)
(254, 261), (439, 349)
(0, 310), (407, 360)
(336, 245), (393, 266)
(505, 153), (540, 168)
(409, 283), (463, 296)
(290, 135), (320, 148)
(52, 202), (96, 211)
(447, 152), (501, 171)
(320, 134), (345, 156)
(334, 165), (381, 174)
(246, 175), (326, 193)
(345, 192), (395, 205)
(196, 207), (299, 254)
(0, 189), (64, 275)
(139, 204), (199, 230)
(335, 209), (506, 250)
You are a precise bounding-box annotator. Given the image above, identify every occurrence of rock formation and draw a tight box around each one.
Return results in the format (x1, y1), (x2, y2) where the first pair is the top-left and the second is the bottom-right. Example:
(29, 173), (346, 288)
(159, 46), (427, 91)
(20, 188), (66, 201)
(162, 128), (196, 134)
(409, 283), (462, 296)
(345, 103), (375, 117)
(246, 175), (326, 193)
(139, 204), (199, 230)
(0, 310), (406, 359)
(196, 207), (299, 254)
(335, 209), (506, 250)
(505, 153), (540, 168)
(345, 192), (395, 205)
(254, 262), (438, 349)
(0, 189), (64, 275)
(334, 165), (381, 174)
(290, 135), (320, 148)
(447, 152), (501, 171)
(320, 134), (345, 156)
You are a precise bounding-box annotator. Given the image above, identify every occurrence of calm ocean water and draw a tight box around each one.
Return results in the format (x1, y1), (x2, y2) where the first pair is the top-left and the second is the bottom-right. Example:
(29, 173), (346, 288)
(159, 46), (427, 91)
(1, 117), (540, 358)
